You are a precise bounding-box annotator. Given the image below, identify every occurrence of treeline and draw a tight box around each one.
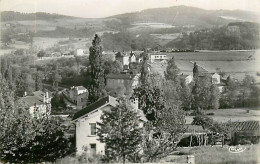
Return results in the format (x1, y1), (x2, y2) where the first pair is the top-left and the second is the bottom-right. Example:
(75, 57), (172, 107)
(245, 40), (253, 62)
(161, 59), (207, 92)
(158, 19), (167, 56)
(102, 32), (158, 51)
(167, 22), (260, 50)
(1, 11), (75, 21)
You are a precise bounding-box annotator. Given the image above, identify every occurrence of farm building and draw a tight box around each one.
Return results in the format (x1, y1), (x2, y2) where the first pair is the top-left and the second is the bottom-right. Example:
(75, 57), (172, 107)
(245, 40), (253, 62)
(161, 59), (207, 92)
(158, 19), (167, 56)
(72, 96), (146, 155)
(149, 52), (168, 63)
(106, 73), (140, 96)
(231, 121), (260, 144)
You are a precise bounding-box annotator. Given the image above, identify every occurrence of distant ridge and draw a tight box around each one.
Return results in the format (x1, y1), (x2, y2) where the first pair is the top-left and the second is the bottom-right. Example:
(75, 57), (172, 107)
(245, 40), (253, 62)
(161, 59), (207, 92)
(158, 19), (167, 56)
(1, 11), (83, 21)
(107, 5), (259, 27)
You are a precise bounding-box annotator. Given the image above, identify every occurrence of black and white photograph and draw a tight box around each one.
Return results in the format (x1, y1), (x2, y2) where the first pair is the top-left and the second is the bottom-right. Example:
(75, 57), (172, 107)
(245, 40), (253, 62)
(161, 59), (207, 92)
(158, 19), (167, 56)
(0, 0), (260, 163)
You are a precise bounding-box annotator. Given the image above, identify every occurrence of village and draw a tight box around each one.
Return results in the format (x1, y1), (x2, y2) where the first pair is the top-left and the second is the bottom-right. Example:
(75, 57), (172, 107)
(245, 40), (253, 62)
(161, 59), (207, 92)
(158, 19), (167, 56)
(1, 1), (260, 164)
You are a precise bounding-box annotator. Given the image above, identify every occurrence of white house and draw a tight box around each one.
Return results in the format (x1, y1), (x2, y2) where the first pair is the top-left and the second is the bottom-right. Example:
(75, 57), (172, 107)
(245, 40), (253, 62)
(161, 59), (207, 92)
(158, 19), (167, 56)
(179, 74), (193, 84)
(211, 73), (221, 84)
(115, 52), (130, 66)
(73, 96), (146, 155)
(19, 91), (52, 118)
(149, 53), (168, 63)
(76, 49), (89, 56)
(68, 86), (88, 110)
(129, 52), (136, 63)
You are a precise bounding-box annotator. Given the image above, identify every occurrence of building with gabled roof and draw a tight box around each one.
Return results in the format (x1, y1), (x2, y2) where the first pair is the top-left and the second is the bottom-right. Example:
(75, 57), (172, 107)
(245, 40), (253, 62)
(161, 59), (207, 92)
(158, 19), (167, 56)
(19, 91), (52, 118)
(73, 96), (146, 155)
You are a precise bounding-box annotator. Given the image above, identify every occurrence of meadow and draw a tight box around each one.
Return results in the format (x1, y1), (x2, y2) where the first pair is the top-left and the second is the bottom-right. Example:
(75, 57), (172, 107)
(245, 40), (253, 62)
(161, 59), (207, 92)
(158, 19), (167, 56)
(176, 144), (260, 164)
(150, 50), (260, 82)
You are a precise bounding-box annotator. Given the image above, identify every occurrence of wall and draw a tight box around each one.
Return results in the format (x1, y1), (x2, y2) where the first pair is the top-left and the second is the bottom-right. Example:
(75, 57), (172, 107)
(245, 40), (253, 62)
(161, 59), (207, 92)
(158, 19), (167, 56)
(75, 107), (112, 155)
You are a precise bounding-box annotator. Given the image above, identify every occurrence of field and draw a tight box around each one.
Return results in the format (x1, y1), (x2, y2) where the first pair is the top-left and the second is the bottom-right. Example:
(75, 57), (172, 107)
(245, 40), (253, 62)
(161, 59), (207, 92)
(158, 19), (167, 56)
(185, 108), (260, 124)
(150, 50), (260, 82)
(176, 144), (260, 164)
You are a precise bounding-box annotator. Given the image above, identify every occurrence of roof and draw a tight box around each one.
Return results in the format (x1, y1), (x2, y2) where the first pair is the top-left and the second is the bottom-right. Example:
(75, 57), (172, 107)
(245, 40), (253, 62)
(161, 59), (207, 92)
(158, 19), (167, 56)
(77, 86), (87, 90)
(20, 96), (44, 106)
(73, 96), (117, 120)
(129, 52), (136, 57)
(106, 73), (133, 80)
(233, 121), (260, 131)
(115, 52), (128, 58)
(33, 91), (45, 99)
(178, 74), (191, 78)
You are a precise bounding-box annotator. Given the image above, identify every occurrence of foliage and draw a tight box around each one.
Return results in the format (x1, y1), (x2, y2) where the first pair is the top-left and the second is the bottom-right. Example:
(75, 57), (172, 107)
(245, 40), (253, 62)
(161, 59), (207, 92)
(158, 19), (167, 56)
(167, 22), (260, 50)
(88, 34), (106, 103)
(142, 101), (186, 162)
(97, 97), (143, 164)
(164, 57), (180, 82)
(0, 76), (73, 163)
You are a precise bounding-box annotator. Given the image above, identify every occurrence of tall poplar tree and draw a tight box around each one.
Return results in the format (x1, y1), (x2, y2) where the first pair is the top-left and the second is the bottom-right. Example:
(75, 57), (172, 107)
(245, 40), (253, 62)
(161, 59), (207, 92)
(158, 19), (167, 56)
(88, 34), (106, 103)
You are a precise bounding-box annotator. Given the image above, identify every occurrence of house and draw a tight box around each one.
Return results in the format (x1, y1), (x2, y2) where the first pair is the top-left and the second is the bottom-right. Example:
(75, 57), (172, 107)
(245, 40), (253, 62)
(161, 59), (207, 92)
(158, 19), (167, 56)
(149, 53), (168, 63)
(73, 96), (146, 155)
(129, 51), (136, 63)
(19, 91), (52, 118)
(115, 52), (130, 66)
(76, 49), (89, 56)
(211, 73), (221, 84)
(68, 86), (88, 110)
(106, 73), (140, 93)
(179, 74), (193, 84)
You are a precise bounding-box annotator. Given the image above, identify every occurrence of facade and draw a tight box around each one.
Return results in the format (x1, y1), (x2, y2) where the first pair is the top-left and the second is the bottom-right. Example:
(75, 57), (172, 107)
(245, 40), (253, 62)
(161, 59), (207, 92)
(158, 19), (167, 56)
(106, 73), (140, 91)
(68, 86), (88, 110)
(129, 52), (136, 63)
(19, 91), (52, 118)
(76, 49), (89, 56)
(179, 74), (193, 84)
(73, 96), (146, 155)
(211, 73), (221, 84)
(115, 52), (130, 66)
(149, 53), (168, 63)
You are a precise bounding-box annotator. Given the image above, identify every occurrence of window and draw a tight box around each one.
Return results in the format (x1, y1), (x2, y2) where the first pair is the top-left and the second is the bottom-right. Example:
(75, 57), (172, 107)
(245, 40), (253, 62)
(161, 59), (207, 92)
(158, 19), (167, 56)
(90, 123), (96, 135)
(90, 144), (96, 155)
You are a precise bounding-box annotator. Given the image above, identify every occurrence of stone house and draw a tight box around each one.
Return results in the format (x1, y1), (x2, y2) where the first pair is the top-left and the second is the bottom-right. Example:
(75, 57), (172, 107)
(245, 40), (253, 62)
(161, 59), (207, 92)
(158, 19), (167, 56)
(19, 91), (52, 118)
(115, 52), (130, 66)
(72, 96), (146, 155)
(68, 86), (88, 110)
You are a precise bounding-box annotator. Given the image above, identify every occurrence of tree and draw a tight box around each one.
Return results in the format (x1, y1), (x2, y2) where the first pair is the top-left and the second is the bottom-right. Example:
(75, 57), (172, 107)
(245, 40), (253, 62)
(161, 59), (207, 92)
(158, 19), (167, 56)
(88, 34), (106, 103)
(140, 52), (149, 85)
(1, 30), (12, 47)
(0, 77), (73, 163)
(209, 85), (220, 109)
(97, 97), (143, 164)
(164, 57), (180, 83)
(193, 62), (199, 79)
(37, 50), (45, 59)
(142, 101), (186, 162)
(35, 71), (44, 91)
(52, 67), (62, 91)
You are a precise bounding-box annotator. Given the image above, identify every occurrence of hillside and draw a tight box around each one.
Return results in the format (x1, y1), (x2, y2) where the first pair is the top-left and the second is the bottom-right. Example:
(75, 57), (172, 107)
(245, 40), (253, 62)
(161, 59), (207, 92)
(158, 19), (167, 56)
(0, 11), (79, 21)
(109, 6), (259, 28)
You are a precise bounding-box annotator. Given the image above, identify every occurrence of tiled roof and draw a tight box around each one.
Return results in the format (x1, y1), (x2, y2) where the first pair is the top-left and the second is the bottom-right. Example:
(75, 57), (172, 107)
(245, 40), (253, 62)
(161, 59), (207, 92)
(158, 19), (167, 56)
(73, 96), (117, 120)
(77, 86), (87, 90)
(20, 96), (44, 106)
(233, 121), (260, 131)
(115, 52), (128, 58)
(33, 91), (45, 99)
(106, 73), (133, 79)
(130, 52), (136, 57)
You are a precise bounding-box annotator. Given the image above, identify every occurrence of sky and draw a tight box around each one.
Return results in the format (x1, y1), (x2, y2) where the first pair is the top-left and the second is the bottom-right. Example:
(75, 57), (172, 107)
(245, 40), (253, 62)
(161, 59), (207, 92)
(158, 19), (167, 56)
(1, 0), (260, 18)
